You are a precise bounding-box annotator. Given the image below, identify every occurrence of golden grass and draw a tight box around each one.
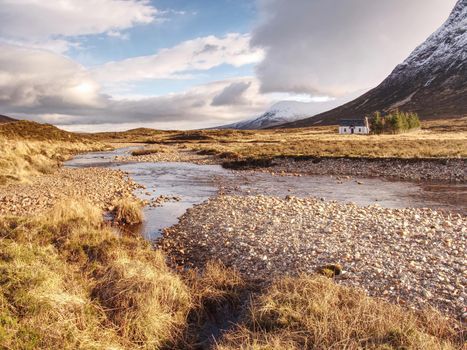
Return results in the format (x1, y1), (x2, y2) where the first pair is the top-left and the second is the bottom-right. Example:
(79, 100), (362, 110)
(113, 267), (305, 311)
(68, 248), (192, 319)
(96, 118), (467, 160)
(93, 250), (191, 348)
(0, 200), (191, 349)
(0, 120), (109, 186)
(0, 234), (120, 349)
(112, 197), (144, 225)
(131, 145), (169, 156)
(217, 275), (463, 350)
(0, 137), (105, 185)
(187, 128), (467, 159)
(188, 261), (244, 304)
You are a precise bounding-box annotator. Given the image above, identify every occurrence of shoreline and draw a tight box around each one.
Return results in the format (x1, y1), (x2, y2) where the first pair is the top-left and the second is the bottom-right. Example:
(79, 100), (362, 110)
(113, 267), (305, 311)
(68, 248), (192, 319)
(0, 167), (141, 216)
(222, 156), (467, 182)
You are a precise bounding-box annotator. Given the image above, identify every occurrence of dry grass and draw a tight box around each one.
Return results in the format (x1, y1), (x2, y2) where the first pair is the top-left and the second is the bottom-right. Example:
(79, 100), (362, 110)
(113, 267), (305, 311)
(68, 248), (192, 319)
(112, 197), (144, 225)
(0, 120), (88, 142)
(96, 118), (467, 160)
(131, 145), (169, 156)
(188, 261), (245, 304)
(93, 250), (191, 348)
(0, 137), (105, 186)
(0, 120), (108, 186)
(0, 199), (192, 349)
(0, 226), (120, 349)
(1, 201), (464, 349)
(217, 275), (464, 350)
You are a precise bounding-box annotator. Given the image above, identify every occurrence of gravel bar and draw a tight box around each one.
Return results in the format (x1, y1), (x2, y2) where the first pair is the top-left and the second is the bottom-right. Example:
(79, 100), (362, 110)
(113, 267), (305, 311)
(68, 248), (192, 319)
(161, 195), (466, 319)
(0, 167), (141, 216)
(267, 157), (466, 182)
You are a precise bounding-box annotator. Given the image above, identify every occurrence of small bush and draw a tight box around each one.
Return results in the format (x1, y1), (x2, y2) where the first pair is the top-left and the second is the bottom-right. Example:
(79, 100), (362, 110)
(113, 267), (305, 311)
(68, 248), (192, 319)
(112, 197), (143, 225)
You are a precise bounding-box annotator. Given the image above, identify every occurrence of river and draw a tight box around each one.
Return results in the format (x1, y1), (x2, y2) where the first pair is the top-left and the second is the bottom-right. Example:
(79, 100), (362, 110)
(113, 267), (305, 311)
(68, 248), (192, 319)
(65, 147), (466, 240)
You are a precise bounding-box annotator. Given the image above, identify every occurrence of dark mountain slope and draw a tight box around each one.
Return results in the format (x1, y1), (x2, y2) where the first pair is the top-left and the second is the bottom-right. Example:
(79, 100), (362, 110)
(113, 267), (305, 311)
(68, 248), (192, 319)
(281, 0), (467, 127)
(0, 114), (17, 123)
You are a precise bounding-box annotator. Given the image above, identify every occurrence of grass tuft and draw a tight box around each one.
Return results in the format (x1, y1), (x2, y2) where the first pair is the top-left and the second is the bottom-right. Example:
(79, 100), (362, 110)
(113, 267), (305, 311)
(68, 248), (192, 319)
(112, 197), (144, 225)
(92, 250), (192, 348)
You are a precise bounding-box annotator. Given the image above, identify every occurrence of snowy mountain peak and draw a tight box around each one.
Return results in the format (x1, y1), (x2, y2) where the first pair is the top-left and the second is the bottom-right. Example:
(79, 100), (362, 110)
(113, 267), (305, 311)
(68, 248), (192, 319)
(217, 100), (344, 129)
(391, 0), (466, 78)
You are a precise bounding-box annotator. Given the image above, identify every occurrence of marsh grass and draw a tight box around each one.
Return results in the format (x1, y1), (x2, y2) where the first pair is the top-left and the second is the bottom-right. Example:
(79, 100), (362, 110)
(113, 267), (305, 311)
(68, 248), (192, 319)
(131, 145), (169, 156)
(0, 200), (191, 349)
(93, 250), (192, 348)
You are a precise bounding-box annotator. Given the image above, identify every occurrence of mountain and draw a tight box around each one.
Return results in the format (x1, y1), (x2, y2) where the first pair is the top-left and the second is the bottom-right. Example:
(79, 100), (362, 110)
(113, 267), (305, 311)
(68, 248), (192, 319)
(216, 95), (361, 130)
(0, 114), (16, 123)
(280, 0), (467, 128)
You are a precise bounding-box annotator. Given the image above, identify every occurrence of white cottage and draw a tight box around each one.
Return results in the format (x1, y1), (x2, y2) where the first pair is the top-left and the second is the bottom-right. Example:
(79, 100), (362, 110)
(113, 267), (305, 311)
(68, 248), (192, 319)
(338, 118), (370, 134)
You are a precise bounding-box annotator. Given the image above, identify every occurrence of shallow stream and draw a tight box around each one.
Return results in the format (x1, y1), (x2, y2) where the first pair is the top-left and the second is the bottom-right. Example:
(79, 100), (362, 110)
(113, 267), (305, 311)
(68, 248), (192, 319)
(65, 147), (466, 240)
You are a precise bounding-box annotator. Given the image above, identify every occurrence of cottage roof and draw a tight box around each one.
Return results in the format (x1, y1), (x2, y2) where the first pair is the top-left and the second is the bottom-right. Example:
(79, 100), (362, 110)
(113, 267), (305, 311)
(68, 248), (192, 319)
(339, 119), (366, 127)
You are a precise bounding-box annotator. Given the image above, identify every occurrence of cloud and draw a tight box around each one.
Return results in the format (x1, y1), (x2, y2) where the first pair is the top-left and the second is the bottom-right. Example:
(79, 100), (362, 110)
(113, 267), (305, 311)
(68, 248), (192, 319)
(0, 0), (157, 38)
(0, 43), (104, 108)
(252, 0), (458, 97)
(0, 0), (157, 52)
(211, 81), (252, 106)
(8, 78), (269, 127)
(0, 43), (270, 127)
(92, 33), (264, 83)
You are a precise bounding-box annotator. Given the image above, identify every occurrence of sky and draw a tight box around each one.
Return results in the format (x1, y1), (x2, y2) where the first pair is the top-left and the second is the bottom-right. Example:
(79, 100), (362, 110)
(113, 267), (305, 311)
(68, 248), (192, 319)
(0, 0), (458, 131)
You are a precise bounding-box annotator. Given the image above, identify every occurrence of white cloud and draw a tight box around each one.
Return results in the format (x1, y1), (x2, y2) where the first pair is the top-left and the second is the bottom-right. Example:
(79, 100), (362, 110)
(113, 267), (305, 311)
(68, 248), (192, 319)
(252, 0), (458, 97)
(0, 0), (157, 52)
(0, 43), (104, 108)
(107, 30), (130, 40)
(0, 0), (157, 38)
(0, 42), (271, 128)
(8, 77), (270, 127)
(92, 33), (264, 83)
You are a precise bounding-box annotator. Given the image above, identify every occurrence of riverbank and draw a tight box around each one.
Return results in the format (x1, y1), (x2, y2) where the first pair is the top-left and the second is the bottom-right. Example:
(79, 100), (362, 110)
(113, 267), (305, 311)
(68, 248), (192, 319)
(0, 167), (141, 216)
(224, 156), (467, 182)
(2, 200), (463, 349)
(160, 195), (466, 320)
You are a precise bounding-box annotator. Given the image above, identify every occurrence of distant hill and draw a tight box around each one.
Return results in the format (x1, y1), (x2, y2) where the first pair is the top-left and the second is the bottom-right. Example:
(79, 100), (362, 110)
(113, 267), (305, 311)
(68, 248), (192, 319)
(280, 0), (467, 128)
(0, 120), (90, 142)
(0, 114), (17, 123)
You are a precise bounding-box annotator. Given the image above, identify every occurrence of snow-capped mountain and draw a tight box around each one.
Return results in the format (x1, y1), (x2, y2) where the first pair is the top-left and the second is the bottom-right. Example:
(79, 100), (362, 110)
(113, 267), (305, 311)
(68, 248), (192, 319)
(217, 93), (361, 130)
(281, 0), (467, 128)
(217, 100), (338, 129)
